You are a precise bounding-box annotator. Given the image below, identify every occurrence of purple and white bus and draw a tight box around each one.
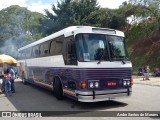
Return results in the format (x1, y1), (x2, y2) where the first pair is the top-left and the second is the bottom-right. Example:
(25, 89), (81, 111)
(17, 26), (133, 102)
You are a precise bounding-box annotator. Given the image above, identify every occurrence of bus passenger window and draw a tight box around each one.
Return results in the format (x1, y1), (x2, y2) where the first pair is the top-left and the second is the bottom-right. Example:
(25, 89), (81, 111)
(25, 48), (31, 59)
(21, 51), (26, 59)
(50, 41), (55, 55)
(18, 52), (21, 59)
(32, 45), (40, 58)
(40, 42), (49, 57)
(55, 41), (63, 55)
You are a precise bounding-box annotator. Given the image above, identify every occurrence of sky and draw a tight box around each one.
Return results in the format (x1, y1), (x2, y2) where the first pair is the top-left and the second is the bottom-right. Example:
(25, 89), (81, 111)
(0, 0), (128, 14)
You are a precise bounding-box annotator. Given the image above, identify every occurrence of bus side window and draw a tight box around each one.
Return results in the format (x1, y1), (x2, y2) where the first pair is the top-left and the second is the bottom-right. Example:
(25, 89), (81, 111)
(50, 36), (64, 56)
(55, 40), (63, 55)
(32, 45), (40, 58)
(21, 50), (26, 59)
(25, 48), (31, 59)
(40, 42), (49, 57)
(50, 41), (55, 55)
(18, 52), (22, 60)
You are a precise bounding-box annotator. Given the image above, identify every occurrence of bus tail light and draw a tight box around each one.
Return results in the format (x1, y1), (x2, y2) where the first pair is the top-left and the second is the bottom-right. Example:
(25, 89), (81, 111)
(81, 81), (87, 89)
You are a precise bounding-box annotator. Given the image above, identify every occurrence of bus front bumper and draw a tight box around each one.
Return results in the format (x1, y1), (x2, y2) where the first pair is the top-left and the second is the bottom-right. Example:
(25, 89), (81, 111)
(75, 88), (132, 102)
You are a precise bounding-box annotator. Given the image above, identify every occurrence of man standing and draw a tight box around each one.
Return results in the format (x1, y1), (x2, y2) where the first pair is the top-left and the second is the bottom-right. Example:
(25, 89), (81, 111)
(143, 65), (150, 80)
(9, 66), (15, 93)
(146, 65), (150, 80)
(0, 67), (5, 93)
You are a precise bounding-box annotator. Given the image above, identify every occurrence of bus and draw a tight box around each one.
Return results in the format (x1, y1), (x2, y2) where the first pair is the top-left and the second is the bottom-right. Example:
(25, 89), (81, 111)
(17, 26), (133, 102)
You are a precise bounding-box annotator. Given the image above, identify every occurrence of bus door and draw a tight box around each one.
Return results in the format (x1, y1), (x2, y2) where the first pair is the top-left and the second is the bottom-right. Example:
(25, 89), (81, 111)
(64, 36), (77, 90)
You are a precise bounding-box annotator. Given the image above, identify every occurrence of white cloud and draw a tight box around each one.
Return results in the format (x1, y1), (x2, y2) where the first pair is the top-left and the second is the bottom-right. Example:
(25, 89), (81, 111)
(26, 0), (55, 14)
(27, 2), (53, 14)
(0, 0), (27, 9)
(97, 0), (128, 9)
(32, 0), (128, 14)
(0, 0), (53, 14)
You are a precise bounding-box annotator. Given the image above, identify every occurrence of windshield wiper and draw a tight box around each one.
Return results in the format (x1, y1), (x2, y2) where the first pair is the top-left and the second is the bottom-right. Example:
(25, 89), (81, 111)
(112, 57), (127, 64)
(122, 59), (126, 64)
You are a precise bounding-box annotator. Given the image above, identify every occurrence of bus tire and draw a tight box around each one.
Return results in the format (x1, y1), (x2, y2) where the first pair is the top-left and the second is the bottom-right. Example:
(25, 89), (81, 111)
(22, 72), (27, 85)
(54, 78), (64, 100)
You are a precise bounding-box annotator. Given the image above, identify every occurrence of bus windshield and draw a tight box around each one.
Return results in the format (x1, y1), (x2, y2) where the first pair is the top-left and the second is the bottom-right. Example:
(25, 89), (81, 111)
(75, 33), (129, 62)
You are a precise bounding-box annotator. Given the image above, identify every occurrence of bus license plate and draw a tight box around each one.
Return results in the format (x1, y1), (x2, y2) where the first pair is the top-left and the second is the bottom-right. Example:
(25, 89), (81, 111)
(107, 82), (117, 86)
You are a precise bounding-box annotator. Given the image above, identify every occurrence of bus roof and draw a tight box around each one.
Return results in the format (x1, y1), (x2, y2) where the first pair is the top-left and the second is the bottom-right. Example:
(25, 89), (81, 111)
(18, 26), (124, 51)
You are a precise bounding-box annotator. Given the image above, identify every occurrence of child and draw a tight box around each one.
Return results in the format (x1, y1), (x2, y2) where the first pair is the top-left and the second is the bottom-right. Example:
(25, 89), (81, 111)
(4, 69), (12, 96)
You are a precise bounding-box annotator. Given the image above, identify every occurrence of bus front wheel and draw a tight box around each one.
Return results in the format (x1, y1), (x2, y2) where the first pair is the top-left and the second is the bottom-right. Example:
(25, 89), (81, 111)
(53, 78), (64, 100)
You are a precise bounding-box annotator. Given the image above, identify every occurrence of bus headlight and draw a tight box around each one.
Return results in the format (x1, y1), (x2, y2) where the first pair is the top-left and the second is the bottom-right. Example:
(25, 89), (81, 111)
(89, 82), (94, 88)
(127, 81), (130, 86)
(95, 82), (99, 88)
(123, 79), (131, 86)
(123, 81), (127, 86)
(88, 81), (99, 89)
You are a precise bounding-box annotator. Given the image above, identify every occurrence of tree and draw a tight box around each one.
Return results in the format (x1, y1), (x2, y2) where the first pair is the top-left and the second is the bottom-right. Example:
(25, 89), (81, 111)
(0, 5), (44, 57)
(129, 0), (160, 31)
(124, 0), (160, 46)
(40, 0), (104, 36)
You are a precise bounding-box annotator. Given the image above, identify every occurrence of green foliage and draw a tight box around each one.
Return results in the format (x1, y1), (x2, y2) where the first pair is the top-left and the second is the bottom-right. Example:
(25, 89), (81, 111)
(129, 0), (160, 31)
(40, 0), (105, 36)
(41, 0), (130, 35)
(0, 5), (44, 57)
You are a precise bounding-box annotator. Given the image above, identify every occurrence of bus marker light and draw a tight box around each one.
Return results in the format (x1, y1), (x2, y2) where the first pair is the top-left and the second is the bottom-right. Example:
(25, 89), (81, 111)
(81, 81), (87, 89)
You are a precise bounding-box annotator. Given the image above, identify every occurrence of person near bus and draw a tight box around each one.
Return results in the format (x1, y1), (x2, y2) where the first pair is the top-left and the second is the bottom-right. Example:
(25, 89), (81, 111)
(0, 68), (6, 93)
(4, 68), (12, 96)
(154, 68), (160, 77)
(146, 65), (150, 80)
(137, 68), (143, 76)
(143, 65), (150, 80)
(9, 66), (15, 93)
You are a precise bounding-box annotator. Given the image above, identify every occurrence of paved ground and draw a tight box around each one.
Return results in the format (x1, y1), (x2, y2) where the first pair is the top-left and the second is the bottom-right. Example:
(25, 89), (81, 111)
(133, 76), (160, 86)
(0, 78), (160, 120)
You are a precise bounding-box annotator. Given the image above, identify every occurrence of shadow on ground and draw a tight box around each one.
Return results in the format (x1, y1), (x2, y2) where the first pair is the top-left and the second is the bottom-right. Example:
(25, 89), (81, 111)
(0, 80), (128, 117)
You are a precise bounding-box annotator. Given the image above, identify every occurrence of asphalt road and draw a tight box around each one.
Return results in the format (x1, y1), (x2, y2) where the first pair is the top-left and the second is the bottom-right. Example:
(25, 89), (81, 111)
(0, 79), (160, 120)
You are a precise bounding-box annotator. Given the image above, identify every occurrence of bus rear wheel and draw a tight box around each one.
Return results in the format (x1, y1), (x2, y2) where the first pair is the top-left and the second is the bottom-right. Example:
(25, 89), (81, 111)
(53, 78), (64, 100)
